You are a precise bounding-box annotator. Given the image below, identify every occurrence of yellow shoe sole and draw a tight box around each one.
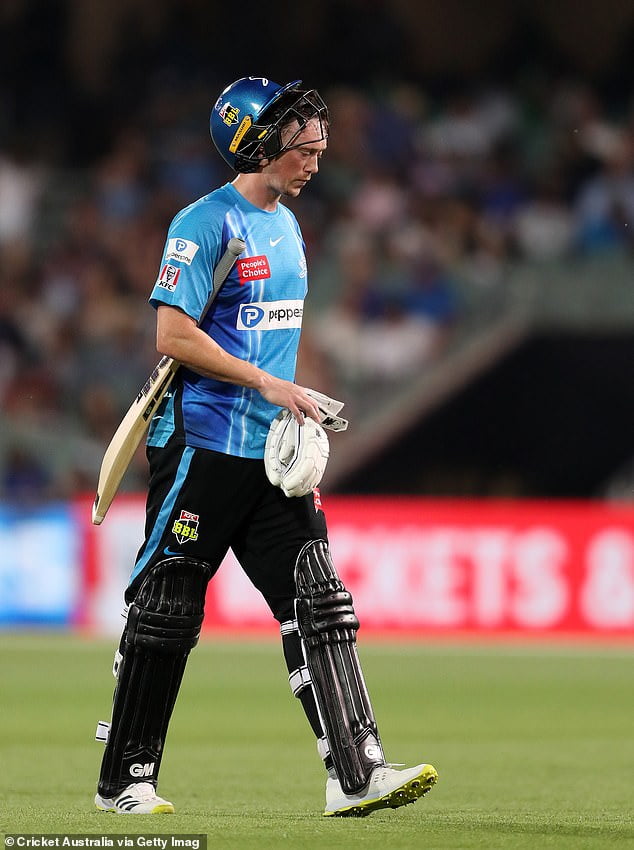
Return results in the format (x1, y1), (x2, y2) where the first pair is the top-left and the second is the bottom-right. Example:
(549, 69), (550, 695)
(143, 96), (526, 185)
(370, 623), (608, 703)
(95, 801), (175, 814)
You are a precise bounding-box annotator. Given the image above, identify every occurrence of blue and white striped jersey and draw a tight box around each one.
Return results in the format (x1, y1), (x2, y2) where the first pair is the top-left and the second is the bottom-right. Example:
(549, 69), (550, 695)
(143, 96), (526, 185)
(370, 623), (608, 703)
(147, 182), (308, 458)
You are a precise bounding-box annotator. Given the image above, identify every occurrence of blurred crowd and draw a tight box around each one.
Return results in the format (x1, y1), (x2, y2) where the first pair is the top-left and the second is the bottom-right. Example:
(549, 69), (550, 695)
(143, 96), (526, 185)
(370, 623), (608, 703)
(3, 71), (634, 502)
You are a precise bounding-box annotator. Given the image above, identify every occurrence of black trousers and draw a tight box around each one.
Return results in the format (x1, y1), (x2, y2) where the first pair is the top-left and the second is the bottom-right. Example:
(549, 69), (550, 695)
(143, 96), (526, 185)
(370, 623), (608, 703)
(127, 439), (329, 622)
(98, 440), (331, 797)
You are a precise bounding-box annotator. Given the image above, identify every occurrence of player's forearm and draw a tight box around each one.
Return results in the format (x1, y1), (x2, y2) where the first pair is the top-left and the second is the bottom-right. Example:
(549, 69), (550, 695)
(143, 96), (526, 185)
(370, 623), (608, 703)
(158, 324), (267, 389)
(156, 306), (320, 421)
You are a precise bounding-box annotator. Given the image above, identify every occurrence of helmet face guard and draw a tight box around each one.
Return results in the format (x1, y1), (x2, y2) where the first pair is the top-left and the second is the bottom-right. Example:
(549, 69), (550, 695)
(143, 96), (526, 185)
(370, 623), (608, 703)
(235, 88), (329, 172)
(211, 77), (329, 173)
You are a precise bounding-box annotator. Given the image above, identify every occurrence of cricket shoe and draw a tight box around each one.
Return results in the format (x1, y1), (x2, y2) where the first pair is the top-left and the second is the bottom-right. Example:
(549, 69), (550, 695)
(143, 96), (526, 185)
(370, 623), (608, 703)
(95, 781), (175, 814)
(324, 762), (438, 817)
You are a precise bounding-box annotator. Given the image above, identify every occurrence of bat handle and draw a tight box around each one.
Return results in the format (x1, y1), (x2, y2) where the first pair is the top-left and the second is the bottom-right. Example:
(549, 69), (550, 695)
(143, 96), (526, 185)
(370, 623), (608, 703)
(227, 236), (246, 255)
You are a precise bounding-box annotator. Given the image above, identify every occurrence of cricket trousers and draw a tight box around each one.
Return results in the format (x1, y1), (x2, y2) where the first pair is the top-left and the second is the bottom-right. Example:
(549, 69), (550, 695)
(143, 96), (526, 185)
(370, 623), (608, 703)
(97, 440), (329, 797)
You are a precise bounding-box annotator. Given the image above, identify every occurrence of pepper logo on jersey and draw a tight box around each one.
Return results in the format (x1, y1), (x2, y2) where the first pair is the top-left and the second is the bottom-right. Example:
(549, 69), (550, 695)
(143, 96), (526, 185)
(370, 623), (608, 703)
(156, 263), (180, 291)
(239, 305), (265, 328)
(237, 254), (271, 285)
(172, 510), (199, 544)
(237, 300), (304, 330)
(165, 238), (200, 265)
(218, 101), (240, 126)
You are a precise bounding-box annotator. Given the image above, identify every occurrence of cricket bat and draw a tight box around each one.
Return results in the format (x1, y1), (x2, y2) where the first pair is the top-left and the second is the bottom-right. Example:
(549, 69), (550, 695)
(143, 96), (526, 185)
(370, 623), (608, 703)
(92, 236), (246, 525)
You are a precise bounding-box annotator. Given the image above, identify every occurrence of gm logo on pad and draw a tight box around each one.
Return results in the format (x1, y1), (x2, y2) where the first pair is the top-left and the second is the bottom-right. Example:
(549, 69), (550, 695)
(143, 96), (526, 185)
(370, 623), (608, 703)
(237, 300), (304, 331)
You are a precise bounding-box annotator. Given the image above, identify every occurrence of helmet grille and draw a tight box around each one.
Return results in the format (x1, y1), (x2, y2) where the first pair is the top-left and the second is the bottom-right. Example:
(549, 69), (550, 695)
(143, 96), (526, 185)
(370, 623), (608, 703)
(234, 89), (329, 173)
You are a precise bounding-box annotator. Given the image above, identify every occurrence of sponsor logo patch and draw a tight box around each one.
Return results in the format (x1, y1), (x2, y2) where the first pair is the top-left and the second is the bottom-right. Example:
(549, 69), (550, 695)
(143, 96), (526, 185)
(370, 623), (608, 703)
(218, 101), (240, 126)
(237, 300), (304, 331)
(364, 745), (383, 760)
(165, 237), (200, 265)
(229, 116), (253, 153)
(130, 762), (155, 778)
(237, 254), (271, 285)
(156, 263), (181, 291)
(313, 487), (322, 512)
(172, 509), (199, 544)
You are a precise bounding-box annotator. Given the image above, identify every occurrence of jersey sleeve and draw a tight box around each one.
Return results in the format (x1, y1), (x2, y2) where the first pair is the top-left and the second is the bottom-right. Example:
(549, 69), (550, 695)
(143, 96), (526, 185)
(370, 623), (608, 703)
(149, 204), (223, 321)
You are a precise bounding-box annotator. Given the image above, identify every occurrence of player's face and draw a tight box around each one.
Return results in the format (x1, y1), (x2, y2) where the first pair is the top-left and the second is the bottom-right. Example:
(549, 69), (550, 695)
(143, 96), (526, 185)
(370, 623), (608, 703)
(264, 118), (328, 198)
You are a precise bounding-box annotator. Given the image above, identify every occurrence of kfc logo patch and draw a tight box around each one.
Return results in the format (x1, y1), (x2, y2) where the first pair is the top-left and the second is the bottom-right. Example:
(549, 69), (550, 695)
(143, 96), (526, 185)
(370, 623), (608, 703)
(156, 264), (181, 292)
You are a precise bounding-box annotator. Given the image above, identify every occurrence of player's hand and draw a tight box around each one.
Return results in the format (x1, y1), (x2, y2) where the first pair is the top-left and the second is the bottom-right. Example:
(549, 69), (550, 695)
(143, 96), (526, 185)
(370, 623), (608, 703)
(258, 377), (321, 425)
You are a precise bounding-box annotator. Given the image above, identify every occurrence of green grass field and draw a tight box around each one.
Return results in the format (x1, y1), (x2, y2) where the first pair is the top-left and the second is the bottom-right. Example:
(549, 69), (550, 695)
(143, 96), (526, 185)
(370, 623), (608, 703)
(1, 634), (633, 849)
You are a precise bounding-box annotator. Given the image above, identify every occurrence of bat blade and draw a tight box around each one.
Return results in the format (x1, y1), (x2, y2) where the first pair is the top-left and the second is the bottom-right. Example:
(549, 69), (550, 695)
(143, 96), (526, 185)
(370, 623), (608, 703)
(92, 356), (178, 524)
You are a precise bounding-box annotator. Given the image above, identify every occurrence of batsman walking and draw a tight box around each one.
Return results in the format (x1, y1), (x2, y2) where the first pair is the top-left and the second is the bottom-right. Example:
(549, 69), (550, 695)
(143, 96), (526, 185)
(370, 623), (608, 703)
(94, 76), (438, 816)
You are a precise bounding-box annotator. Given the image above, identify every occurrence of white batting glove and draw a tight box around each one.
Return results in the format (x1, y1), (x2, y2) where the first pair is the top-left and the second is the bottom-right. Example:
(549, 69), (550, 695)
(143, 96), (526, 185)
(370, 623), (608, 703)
(265, 409), (330, 497)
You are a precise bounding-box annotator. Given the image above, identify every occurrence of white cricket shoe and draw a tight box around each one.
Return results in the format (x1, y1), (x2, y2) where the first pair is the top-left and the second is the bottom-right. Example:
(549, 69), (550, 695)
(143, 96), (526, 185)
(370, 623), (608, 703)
(95, 781), (175, 814)
(324, 762), (438, 817)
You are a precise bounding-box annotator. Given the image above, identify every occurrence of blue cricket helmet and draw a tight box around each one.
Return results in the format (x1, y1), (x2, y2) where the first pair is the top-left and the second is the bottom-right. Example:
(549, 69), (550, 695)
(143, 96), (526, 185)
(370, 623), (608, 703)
(210, 76), (328, 173)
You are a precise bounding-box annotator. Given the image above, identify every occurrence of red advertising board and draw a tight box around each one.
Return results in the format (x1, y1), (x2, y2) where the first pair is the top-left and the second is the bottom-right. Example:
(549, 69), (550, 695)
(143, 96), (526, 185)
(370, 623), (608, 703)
(78, 496), (634, 639)
(318, 497), (634, 638)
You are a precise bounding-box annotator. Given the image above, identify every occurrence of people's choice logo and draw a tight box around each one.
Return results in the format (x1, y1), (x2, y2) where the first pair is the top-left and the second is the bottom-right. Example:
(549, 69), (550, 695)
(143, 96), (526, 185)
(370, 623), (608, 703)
(237, 300), (304, 331)
(237, 254), (271, 285)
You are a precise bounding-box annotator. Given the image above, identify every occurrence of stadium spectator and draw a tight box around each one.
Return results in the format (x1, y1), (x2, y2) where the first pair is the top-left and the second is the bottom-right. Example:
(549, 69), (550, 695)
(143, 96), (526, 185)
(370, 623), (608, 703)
(2, 13), (634, 497)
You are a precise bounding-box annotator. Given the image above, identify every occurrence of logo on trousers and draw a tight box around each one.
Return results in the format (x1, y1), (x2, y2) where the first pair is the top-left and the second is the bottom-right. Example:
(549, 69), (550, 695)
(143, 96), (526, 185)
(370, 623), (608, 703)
(172, 509), (200, 544)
